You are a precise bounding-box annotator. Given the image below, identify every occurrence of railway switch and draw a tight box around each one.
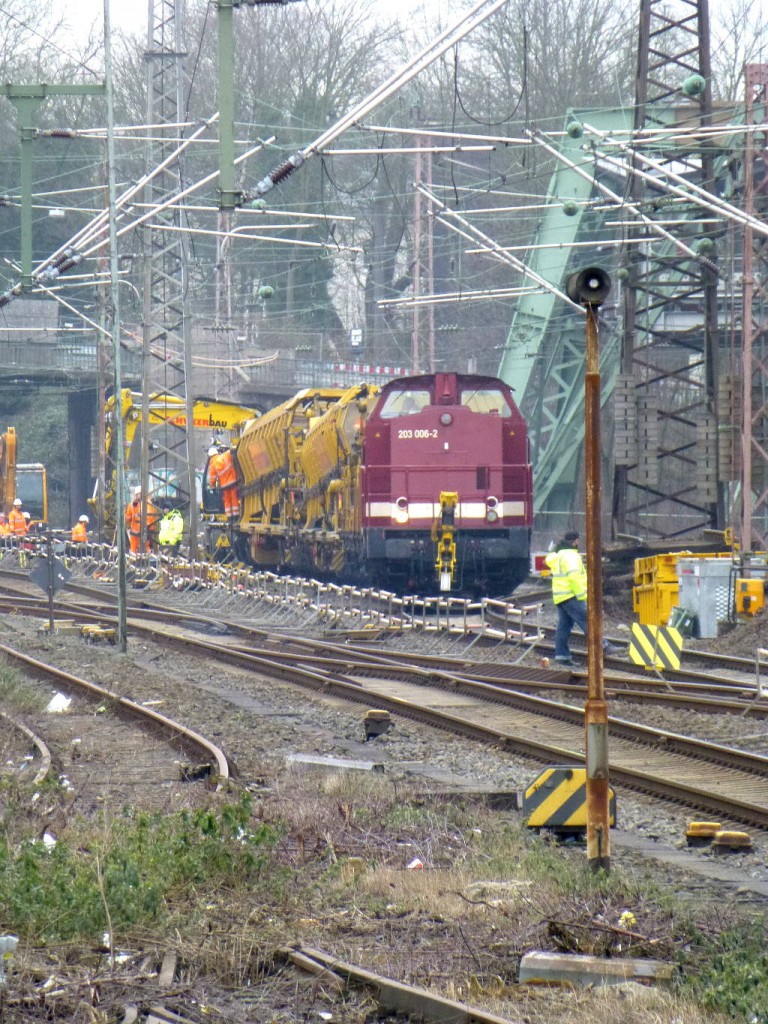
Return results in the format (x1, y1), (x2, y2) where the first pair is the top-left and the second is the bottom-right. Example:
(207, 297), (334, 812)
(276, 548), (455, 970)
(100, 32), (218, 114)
(523, 766), (616, 835)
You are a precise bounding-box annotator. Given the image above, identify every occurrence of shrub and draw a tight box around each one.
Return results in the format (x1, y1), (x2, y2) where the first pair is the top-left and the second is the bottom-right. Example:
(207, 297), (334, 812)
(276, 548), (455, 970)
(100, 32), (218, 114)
(0, 796), (281, 942)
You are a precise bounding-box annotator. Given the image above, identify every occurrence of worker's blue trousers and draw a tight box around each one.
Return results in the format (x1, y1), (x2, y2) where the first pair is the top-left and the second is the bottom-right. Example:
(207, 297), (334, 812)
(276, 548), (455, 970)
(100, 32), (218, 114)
(554, 597), (587, 660)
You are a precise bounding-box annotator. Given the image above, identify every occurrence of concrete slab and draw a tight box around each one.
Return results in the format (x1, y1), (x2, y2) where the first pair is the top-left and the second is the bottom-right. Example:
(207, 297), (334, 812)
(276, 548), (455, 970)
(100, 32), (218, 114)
(519, 950), (673, 987)
(286, 753), (385, 772)
(612, 829), (768, 899)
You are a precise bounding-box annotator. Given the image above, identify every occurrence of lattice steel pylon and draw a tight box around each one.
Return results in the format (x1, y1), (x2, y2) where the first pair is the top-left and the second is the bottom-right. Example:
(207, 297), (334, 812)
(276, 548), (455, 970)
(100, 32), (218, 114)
(740, 65), (768, 552)
(140, 0), (199, 556)
(612, 0), (722, 543)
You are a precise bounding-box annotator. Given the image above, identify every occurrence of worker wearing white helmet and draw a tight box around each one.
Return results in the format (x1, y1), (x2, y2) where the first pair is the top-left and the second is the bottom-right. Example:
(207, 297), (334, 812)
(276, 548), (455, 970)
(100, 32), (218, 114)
(71, 514), (89, 544)
(8, 499), (26, 536)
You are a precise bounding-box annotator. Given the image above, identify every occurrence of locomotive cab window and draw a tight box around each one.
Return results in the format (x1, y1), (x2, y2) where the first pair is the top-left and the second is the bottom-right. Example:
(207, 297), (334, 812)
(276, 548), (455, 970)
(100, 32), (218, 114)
(378, 390), (431, 418)
(460, 388), (512, 417)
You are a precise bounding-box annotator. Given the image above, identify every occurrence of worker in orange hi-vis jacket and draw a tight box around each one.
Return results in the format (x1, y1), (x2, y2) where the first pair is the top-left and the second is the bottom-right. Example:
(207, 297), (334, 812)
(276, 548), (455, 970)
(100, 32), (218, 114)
(8, 498), (27, 536)
(0, 513), (9, 536)
(125, 489), (160, 553)
(71, 514), (89, 544)
(207, 445), (241, 521)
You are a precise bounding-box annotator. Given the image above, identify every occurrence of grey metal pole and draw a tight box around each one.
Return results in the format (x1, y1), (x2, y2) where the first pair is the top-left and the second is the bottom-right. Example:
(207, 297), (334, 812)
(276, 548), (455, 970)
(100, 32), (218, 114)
(105, 0), (128, 651)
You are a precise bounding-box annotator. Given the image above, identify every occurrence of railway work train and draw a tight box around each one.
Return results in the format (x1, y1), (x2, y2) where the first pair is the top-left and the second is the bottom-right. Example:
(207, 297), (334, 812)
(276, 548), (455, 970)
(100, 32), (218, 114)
(202, 372), (533, 596)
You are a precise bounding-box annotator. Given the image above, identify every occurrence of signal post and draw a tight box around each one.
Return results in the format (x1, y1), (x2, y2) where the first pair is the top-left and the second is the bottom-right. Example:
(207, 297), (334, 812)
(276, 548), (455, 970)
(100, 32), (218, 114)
(566, 267), (612, 873)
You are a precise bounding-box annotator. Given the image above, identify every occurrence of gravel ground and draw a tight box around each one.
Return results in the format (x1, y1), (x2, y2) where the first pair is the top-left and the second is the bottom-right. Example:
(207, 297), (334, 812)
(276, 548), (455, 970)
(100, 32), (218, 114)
(3, 579), (768, 1023)
(3, 582), (768, 892)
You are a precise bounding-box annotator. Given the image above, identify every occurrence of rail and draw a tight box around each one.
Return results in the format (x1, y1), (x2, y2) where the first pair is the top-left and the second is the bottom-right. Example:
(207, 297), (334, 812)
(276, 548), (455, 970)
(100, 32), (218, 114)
(0, 535), (544, 651)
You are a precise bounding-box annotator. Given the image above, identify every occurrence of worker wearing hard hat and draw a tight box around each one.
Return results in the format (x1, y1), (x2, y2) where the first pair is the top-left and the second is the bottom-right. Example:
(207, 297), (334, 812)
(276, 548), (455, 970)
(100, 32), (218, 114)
(207, 444), (240, 524)
(0, 512), (9, 537)
(125, 489), (160, 553)
(71, 514), (89, 544)
(8, 498), (27, 536)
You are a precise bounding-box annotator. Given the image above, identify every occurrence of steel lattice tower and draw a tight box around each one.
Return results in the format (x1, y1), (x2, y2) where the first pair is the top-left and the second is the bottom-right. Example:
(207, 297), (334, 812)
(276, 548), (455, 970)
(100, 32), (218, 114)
(140, 0), (199, 555)
(612, 0), (722, 543)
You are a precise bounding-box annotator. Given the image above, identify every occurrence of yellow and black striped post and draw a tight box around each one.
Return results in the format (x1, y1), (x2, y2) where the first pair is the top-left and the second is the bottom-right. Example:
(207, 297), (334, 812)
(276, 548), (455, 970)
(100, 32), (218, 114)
(629, 623), (683, 671)
(523, 766), (616, 833)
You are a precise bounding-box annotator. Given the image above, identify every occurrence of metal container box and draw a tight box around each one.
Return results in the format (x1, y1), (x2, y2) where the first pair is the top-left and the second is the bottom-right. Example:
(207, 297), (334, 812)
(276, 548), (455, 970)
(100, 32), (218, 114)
(676, 558), (735, 638)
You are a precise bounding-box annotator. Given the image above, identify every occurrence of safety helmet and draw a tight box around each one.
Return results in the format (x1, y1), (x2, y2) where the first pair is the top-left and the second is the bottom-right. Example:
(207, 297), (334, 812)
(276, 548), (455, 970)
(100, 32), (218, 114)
(207, 446), (218, 458)
(132, 487), (142, 498)
(22, 512), (30, 519)
(13, 498), (21, 506)
(79, 514), (89, 523)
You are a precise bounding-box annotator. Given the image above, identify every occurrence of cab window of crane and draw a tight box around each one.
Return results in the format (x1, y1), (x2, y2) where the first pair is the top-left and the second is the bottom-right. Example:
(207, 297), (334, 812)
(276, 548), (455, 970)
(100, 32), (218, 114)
(379, 390), (431, 419)
(460, 388), (512, 417)
(342, 405), (361, 444)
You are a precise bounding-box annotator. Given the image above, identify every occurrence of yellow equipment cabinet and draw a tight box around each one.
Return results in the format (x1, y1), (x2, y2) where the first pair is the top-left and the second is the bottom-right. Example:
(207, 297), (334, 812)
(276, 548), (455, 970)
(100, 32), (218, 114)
(735, 578), (765, 616)
(632, 551), (734, 626)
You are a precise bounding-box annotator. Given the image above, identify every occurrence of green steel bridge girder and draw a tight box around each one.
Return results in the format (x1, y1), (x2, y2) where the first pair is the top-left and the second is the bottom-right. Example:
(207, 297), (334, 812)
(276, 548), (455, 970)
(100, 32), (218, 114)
(497, 107), (631, 398)
(497, 107), (632, 513)
(497, 102), (756, 519)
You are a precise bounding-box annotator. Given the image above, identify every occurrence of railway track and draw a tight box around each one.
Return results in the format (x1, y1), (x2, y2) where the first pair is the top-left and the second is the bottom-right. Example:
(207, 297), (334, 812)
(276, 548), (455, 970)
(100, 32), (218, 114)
(3, 573), (768, 834)
(2, 572), (765, 712)
(0, 633), (229, 811)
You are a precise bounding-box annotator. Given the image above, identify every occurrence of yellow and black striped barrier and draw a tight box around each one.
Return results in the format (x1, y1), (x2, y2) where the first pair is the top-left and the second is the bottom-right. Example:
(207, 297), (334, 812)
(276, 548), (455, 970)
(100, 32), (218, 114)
(523, 766), (616, 834)
(629, 623), (683, 670)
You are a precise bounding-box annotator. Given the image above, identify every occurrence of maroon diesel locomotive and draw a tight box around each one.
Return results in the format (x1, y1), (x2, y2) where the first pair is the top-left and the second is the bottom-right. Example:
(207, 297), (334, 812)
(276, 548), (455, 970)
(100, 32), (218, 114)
(213, 371), (533, 596)
(360, 372), (533, 595)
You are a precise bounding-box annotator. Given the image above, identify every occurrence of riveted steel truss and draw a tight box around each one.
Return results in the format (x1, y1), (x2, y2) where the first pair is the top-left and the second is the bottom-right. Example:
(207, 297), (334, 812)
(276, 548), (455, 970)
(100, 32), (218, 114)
(613, 0), (722, 543)
(498, 2), (725, 541)
(140, 0), (198, 554)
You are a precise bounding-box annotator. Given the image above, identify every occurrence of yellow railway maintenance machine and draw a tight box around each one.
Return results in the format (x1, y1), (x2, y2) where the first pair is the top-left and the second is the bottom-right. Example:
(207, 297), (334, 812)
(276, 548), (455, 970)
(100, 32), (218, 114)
(523, 766), (616, 838)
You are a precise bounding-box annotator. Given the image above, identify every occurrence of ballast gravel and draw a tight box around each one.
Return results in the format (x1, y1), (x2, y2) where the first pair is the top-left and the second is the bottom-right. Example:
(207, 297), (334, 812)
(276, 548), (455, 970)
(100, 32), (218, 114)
(3, 587), (768, 903)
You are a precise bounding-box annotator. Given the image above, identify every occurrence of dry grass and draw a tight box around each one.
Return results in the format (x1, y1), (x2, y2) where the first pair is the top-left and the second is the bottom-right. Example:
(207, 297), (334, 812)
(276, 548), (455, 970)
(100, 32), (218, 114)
(0, 760), (751, 1023)
(486, 984), (733, 1024)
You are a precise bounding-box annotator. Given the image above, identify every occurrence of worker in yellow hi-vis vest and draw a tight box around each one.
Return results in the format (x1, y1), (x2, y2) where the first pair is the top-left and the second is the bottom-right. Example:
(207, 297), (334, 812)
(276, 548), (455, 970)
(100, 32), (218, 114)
(545, 530), (622, 667)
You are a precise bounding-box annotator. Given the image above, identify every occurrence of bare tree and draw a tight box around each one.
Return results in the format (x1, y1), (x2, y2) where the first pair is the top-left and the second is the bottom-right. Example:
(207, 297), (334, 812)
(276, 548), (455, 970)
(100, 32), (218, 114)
(710, 0), (768, 101)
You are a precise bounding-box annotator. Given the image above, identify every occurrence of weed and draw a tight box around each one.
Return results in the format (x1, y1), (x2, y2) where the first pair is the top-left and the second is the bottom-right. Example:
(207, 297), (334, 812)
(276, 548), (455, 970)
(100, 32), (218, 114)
(678, 917), (768, 1022)
(0, 659), (47, 714)
(0, 795), (283, 942)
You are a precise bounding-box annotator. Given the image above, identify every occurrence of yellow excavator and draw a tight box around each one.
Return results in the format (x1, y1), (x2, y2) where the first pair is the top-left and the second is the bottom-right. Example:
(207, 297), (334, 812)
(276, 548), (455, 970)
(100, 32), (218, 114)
(92, 390), (259, 532)
(0, 427), (48, 525)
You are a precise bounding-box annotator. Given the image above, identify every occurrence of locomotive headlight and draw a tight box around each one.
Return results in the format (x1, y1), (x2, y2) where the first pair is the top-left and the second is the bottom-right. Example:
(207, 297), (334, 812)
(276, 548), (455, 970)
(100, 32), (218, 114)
(440, 412), (453, 426)
(394, 496), (409, 524)
(486, 496), (499, 523)
(486, 509), (499, 523)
